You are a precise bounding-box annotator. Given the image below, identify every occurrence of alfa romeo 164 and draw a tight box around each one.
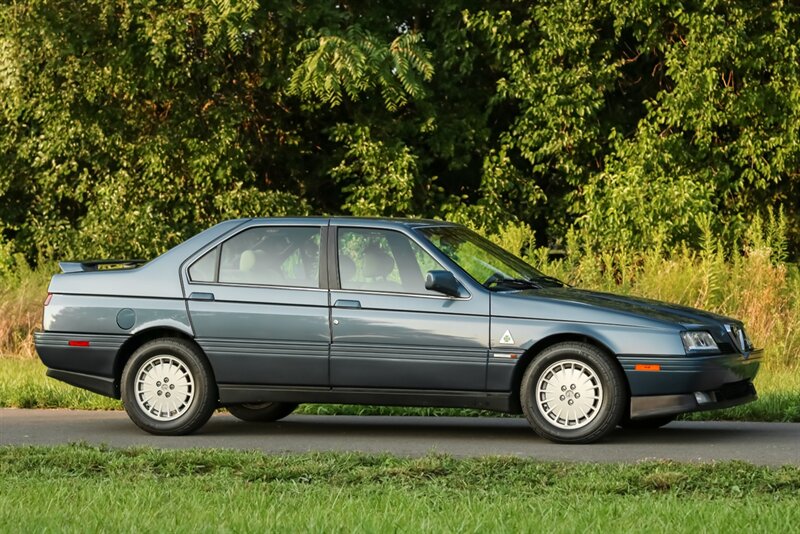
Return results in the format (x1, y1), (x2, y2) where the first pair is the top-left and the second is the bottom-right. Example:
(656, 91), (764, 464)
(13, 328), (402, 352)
(35, 218), (761, 443)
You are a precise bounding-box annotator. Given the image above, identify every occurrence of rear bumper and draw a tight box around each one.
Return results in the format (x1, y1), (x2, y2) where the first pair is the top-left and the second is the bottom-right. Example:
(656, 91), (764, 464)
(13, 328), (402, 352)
(45, 368), (117, 398)
(35, 331), (127, 398)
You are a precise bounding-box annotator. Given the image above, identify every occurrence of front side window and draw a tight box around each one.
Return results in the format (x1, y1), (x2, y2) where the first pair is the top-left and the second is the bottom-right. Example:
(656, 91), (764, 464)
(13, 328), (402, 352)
(417, 226), (564, 290)
(338, 228), (443, 294)
(212, 226), (321, 288)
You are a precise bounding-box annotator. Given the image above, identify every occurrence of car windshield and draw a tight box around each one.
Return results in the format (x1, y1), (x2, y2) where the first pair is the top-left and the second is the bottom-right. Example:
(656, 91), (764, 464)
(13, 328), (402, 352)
(417, 226), (565, 290)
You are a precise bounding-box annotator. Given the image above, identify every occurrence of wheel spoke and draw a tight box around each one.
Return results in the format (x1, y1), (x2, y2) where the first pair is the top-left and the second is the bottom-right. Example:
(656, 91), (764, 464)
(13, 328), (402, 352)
(535, 359), (604, 430)
(134, 354), (195, 422)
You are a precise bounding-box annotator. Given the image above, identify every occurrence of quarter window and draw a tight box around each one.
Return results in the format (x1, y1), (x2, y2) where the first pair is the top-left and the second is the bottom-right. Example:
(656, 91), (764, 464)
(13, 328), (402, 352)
(188, 246), (219, 283)
(214, 226), (321, 288)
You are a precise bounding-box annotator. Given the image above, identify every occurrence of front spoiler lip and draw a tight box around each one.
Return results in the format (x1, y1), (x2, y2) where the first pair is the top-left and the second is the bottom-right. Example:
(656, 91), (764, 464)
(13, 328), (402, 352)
(630, 381), (757, 419)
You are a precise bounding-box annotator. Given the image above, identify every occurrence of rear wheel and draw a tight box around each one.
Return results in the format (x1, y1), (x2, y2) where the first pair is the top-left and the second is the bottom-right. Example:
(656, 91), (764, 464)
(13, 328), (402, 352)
(520, 342), (626, 444)
(227, 402), (298, 422)
(121, 338), (216, 435)
(619, 414), (676, 430)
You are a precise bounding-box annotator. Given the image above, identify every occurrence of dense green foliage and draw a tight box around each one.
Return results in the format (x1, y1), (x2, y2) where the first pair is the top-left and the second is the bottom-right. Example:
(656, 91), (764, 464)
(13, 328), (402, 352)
(2, 1), (799, 262)
(2, 445), (799, 532)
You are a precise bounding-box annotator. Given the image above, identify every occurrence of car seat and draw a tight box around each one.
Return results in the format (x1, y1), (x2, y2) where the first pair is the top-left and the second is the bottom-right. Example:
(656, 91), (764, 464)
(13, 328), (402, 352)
(238, 249), (283, 285)
(361, 245), (401, 292)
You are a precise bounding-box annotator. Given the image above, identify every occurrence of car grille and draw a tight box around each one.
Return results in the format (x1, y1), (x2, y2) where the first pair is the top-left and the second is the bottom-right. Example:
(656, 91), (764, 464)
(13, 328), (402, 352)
(725, 324), (753, 352)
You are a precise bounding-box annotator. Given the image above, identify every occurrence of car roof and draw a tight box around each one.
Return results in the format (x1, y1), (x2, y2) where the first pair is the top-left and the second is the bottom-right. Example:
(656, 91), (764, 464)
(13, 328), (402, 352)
(246, 216), (459, 229)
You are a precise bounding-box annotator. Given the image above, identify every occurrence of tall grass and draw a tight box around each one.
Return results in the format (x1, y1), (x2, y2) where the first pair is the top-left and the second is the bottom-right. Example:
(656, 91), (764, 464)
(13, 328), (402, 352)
(0, 252), (54, 359)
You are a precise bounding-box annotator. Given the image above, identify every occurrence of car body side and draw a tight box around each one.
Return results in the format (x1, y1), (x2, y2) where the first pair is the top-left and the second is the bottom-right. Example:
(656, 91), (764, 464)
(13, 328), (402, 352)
(35, 217), (762, 419)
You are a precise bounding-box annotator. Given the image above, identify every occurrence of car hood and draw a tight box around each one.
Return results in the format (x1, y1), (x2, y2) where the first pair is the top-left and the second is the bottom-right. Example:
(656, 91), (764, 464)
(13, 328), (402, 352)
(492, 287), (737, 329)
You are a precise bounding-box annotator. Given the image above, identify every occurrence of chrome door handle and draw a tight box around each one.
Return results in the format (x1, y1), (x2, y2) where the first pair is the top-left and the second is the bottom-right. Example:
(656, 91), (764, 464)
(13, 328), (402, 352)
(188, 292), (215, 301)
(333, 299), (361, 309)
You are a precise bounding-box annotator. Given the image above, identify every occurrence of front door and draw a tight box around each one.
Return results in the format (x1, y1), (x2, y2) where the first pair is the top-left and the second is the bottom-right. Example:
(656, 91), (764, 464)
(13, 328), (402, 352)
(330, 226), (490, 391)
(185, 222), (330, 386)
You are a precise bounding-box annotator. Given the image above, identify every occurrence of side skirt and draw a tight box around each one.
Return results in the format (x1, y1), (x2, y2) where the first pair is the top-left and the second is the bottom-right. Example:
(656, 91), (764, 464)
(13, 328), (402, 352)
(218, 385), (518, 414)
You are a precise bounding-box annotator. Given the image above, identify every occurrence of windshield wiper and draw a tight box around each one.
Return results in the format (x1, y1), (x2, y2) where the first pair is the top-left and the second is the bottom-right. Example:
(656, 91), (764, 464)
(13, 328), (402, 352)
(486, 275), (568, 291)
(485, 278), (543, 290)
(531, 274), (569, 287)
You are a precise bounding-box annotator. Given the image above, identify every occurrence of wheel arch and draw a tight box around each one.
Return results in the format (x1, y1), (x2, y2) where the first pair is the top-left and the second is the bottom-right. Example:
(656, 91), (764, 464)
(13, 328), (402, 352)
(112, 327), (210, 398)
(508, 333), (629, 412)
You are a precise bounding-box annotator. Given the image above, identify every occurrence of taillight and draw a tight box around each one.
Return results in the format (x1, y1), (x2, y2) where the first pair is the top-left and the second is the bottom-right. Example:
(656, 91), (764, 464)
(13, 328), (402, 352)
(44, 293), (52, 306)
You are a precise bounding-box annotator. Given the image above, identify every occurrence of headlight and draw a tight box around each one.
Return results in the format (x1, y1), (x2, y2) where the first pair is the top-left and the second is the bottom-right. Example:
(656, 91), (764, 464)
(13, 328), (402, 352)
(681, 331), (718, 352)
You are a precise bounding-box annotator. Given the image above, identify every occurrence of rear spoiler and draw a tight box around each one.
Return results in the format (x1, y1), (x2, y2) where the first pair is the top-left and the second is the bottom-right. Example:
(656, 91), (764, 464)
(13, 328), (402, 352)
(58, 259), (148, 273)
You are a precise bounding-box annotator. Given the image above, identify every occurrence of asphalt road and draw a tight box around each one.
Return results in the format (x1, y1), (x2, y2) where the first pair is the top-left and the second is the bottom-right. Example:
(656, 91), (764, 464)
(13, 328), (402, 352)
(1, 409), (798, 465)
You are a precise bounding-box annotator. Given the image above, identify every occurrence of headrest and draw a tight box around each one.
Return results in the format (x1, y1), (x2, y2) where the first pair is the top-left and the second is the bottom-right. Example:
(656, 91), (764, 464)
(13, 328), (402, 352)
(363, 246), (394, 278)
(240, 250), (256, 271)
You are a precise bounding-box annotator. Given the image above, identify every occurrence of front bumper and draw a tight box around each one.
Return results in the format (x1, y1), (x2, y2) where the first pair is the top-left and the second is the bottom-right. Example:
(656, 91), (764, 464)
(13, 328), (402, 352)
(619, 349), (762, 396)
(630, 379), (757, 419)
(621, 348), (763, 419)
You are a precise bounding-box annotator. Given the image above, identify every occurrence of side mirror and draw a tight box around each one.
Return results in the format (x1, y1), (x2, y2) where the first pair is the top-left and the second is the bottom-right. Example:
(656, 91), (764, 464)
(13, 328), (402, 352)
(425, 270), (466, 298)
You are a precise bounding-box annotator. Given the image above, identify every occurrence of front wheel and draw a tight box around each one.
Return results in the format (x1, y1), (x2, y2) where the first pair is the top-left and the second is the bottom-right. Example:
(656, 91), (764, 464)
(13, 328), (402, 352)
(121, 338), (217, 435)
(520, 342), (626, 444)
(227, 402), (298, 422)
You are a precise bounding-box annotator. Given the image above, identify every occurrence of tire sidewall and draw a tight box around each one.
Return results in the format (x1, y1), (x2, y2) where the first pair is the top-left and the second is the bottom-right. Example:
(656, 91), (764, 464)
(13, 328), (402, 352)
(521, 343), (625, 443)
(121, 339), (216, 435)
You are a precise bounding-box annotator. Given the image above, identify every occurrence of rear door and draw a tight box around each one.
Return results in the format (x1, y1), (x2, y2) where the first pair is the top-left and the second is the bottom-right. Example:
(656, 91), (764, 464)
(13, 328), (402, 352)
(329, 225), (490, 391)
(184, 221), (330, 386)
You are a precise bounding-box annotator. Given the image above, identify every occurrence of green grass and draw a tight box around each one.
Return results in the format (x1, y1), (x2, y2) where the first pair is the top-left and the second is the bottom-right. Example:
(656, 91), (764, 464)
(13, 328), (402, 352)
(3, 356), (799, 422)
(0, 357), (121, 410)
(0, 445), (798, 533)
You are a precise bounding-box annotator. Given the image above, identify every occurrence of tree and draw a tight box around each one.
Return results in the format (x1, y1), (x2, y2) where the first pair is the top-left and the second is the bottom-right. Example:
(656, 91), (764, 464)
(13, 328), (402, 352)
(1, 1), (798, 261)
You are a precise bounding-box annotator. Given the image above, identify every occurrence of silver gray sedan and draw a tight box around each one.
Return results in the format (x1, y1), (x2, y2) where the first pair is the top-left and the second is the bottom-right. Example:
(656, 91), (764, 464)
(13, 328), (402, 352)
(35, 218), (761, 443)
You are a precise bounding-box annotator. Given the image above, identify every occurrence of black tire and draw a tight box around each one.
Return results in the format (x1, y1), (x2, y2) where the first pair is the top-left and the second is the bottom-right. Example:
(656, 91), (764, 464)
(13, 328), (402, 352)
(619, 414), (676, 430)
(121, 338), (217, 436)
(520, 342), (626, 444)
(227, 402), (299, 422)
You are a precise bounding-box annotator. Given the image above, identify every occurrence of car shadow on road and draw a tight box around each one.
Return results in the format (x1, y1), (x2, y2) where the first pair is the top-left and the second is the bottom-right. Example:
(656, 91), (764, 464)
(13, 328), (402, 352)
(194, 414), (760, 445)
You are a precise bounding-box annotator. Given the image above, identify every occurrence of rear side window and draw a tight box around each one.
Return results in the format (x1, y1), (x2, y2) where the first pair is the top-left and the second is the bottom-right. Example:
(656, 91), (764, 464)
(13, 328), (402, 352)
(217, 226), (321, 288)
(188, 246), (218, 283)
